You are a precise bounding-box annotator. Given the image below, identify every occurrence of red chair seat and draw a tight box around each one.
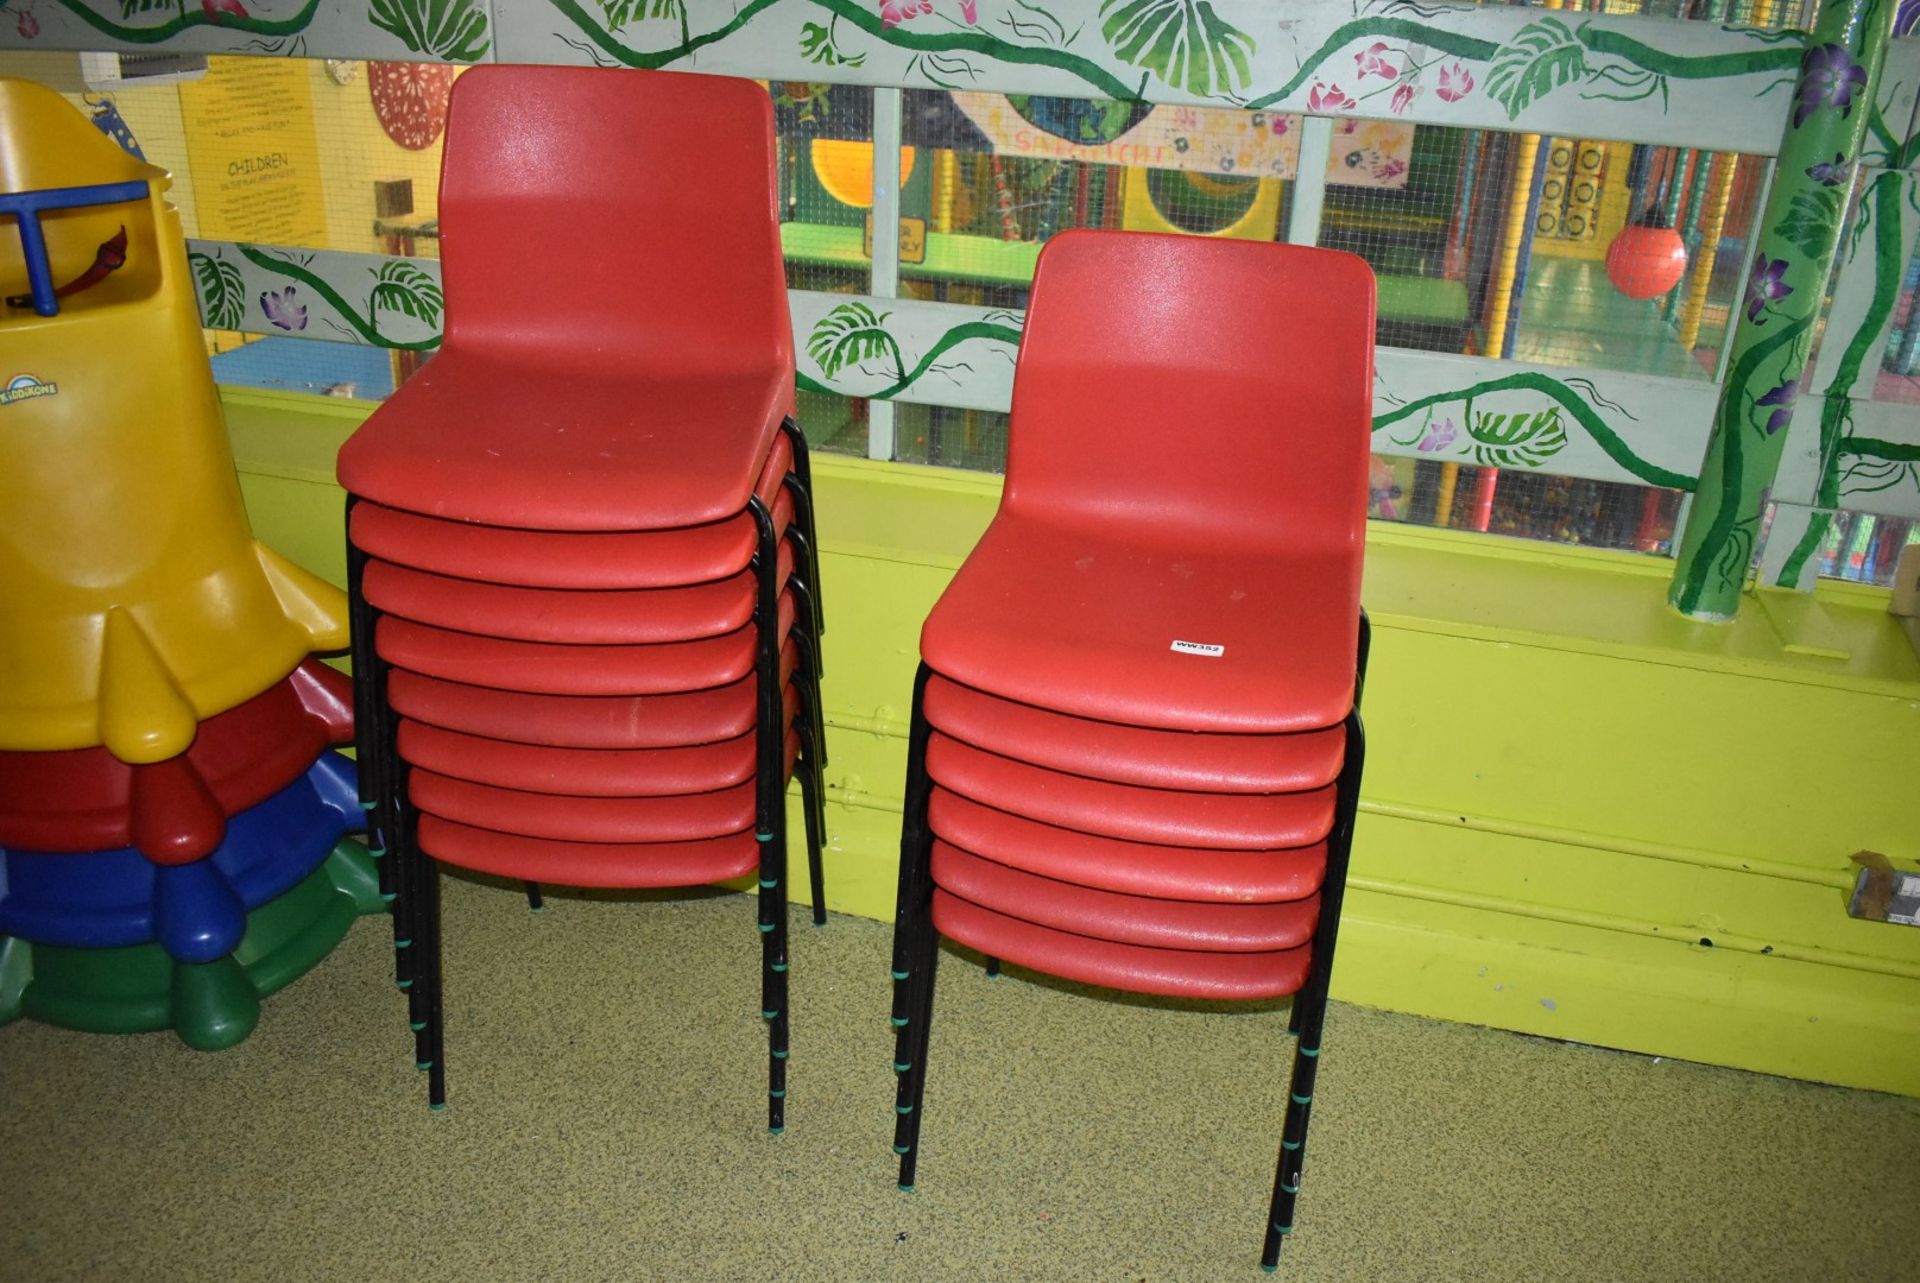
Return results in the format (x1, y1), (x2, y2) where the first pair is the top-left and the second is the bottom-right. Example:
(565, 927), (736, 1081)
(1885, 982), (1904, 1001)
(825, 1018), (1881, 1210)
(408, 733), (797, 843)
(923, 673), (1343, 794)
(928, 788), (1325, 903)
(0, 659), (352, 856)
(927, 733), (1335, 851)
(348, 451), (794, 591)
(418, 815), (760, 888)
(931, 888), (1312, 1001)
(395, 683), (798, 796)
(337, 356), (790, 532)
(362, 538), (794, 645)
(931, 841), (1318, 952)
(921, 513), (1358, 735)
(375, 593), (795, 696)
(385, 640), (797, 749)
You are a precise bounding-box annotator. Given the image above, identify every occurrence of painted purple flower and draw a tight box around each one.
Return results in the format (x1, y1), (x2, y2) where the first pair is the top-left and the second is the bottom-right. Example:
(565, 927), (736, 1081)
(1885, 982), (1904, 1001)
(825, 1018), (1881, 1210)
(1756, 378), (1798, 435)
(1353, 41), (1399, 81)
(1436, 62), (1474, 103)
(1793, 43), (1868, 127)
(1744, 255), (1792, 325)
(1416, 418), (1459, 452)
(260, 286), (307, 332)
(1806, 153), (1851, 186)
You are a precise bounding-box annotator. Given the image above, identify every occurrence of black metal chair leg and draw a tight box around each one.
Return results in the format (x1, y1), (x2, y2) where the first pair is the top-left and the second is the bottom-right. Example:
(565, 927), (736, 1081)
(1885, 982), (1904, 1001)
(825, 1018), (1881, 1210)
(888, 667), (935, 1038)
(794, 676), (828, 842)
(791, 626), (828, 768)
(419, 832), (447, 1111)
(779, 417), (823, 635)
(750, 496), (792, 1134)
(796, 728), (826, 926)
(894, 922), (940, 1190)
(784, 498), (825, 655)
(789, 572), (825, 686)
(523, 881), (544, 911)
(1261, 709), (1365, 1270)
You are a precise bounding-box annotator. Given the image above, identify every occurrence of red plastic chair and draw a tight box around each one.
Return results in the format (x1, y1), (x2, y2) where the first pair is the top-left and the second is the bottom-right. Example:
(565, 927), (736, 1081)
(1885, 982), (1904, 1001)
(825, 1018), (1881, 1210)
(0, 659), (351, 860)
(887, 231), (1375, 1270)
(335, 66), (823, 1129)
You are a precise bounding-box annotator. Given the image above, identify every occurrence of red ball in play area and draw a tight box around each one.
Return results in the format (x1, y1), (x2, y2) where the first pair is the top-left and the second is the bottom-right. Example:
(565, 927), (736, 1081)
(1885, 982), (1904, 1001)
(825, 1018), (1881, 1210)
(1605, 219), (1689, 300)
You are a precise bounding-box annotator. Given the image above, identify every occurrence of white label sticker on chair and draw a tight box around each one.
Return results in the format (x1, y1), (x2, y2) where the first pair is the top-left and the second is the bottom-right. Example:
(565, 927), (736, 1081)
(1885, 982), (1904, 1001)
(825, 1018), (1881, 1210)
(1170, 640), (1225, 657)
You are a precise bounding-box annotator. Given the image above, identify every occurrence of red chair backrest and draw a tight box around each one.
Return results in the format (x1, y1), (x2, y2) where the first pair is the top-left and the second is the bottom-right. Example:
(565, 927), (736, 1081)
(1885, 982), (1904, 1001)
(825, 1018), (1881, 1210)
(436, 66), (791, 379)
(1003, 231), (1375, 551)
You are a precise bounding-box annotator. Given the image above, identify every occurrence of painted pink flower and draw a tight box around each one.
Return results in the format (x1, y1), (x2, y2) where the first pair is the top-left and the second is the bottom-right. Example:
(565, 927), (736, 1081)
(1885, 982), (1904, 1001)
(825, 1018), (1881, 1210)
(1390, 81), (1416, 115)
(1436, 62), (1475, 102)
(1417, 418), (1459, 453)
(1353, 41), (1399, 81)
(960, 0), (977, 21)
(1374, 158), (1407, 182)
(878, 0), (933, 27)
(17, 7), (39, 37)
(1308, 82), (1356, 113)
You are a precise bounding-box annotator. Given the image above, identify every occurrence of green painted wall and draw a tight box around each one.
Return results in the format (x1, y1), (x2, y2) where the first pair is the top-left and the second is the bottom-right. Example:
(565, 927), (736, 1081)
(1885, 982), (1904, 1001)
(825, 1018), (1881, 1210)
(226, 389), (1920, 1098)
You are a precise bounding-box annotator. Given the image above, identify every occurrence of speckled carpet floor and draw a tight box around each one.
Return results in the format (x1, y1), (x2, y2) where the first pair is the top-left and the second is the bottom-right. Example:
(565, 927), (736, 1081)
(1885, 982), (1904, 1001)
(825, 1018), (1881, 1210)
(3, 878), (1915, 1283)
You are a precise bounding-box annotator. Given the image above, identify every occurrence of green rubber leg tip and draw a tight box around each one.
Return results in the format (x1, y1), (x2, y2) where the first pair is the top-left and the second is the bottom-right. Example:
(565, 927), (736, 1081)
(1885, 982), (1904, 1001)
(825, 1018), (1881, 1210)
(890, 1016), (908, 1027)
(1281, 1182), (1299, 1195)
(1292, 1092), (1313, 1104)
(812, 919), (826, 928)
(759, 878), (777, 889)
(396, 938), (413, 948)
(772, 1049), (788, 1060)
(529, 902), (544, 912)
(1275, 1224), (1294, 1236)
(771, 962), (788, 973)
(359, 800), (379, 810)
(380, 892), (397, 903)
(397, 978), (413, 990)
(890, 970), (909, 981)
(1301, 1046), (1320, 1058)
(895, 1104), (913, 1115)
(762, 1009), (779, 1020)
(1262, 1266), (1278, 1275)
(893, 1144), (911, 1155)
(758, 922), (775, 933)
(898, 1183), (914, 1193)
(1282, 1139), (1301, 1151)
(367, 846), (386, 858)
(416, 1060), (432, 1071)
(768, 1125), (784, 1135)
(410, 1021), (426, 1032)
(770, 1089), (786, 1099)
(756, 832), (774, 844)
(894, 1062), (910, 1073)
(430, 1101), (447, 1112)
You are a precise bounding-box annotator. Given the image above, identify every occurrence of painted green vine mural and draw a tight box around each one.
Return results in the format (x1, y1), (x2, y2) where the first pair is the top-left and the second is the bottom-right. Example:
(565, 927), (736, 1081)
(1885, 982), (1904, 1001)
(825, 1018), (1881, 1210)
(189, 245), (443, 350)
(1669, 0), (1896, 619)
(797, 303), (1023, 401)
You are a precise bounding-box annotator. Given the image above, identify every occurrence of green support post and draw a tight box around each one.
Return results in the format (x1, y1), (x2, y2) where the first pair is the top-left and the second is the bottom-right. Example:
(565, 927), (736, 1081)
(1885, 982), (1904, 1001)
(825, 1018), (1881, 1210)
(1667, 0), (1898, 620)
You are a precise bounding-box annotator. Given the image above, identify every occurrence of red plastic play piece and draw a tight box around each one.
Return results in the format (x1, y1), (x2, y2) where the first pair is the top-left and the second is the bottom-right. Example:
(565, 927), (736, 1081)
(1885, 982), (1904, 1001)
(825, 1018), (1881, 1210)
(386, 640), (798, 749)
(363, 537), (795, 645)
(375, 593), (795, 696)
(927, 733), (1334, 851)
(395, 683), (799, 796)
(920, 232), (1373, 733)
(336, 67), (793, 531)
(407, 733), (797, 843)
(418, 815), (761, 888)
(932, 841), (1319, 953)
(928, 788), (1325, 904)
(931, 888), (1312, 1001)
(923, 673), (1343, 793)
(0, 659), (352, 856)
(349, 449), (795, 591)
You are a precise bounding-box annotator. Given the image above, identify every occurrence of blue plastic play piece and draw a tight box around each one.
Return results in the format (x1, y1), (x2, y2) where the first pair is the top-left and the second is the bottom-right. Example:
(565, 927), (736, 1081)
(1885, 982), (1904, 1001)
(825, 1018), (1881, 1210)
(0, 752), (362, 962)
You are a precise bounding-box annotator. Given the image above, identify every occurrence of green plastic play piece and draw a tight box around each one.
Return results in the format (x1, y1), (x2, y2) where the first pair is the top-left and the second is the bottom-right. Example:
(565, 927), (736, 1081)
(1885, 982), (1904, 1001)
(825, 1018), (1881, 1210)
(0, 841), (384, 1050)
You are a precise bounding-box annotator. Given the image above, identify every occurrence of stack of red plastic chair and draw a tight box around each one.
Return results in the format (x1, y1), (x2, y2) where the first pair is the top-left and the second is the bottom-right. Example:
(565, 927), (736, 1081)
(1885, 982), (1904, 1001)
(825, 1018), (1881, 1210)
(336, 66), (827, 1129)
(887, 231), (1375, 1269)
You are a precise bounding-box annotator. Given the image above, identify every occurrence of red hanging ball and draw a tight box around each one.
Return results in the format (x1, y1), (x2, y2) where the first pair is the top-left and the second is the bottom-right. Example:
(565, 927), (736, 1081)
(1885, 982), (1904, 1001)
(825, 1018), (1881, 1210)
(1605, 222), (1689, 300)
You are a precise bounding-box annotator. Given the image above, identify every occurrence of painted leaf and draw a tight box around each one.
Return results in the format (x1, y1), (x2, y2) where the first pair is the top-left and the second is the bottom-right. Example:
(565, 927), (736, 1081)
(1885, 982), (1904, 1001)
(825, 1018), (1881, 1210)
(367, 0), (491, 62)
(1777, 185), (1843, 261)
(1099, 0), (1255, 99)
(189, 251), (245, 330)
(1484, 18), (1586, 120)
(118, 0), (171, 15)
(368, 260), (445, 326)
(599, 0), (682, 31)
(1467, 406), (1568, 468)
(799, 20), (865, 67)
(808, 302), (899, 379)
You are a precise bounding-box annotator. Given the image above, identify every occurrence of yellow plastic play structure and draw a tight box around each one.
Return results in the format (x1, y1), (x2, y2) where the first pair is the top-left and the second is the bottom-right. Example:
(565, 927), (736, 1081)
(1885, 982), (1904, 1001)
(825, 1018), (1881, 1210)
(0, 78), (348, 763)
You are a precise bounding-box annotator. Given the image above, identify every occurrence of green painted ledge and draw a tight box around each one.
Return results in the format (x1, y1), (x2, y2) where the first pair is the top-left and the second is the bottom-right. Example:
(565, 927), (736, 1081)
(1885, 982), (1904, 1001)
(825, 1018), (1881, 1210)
(225, 387), (1920, 1097)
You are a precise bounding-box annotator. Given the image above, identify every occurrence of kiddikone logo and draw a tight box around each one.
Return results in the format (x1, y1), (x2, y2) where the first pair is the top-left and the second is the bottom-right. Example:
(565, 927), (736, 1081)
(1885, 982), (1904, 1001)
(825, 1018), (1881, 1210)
(0, 374), (58, 407)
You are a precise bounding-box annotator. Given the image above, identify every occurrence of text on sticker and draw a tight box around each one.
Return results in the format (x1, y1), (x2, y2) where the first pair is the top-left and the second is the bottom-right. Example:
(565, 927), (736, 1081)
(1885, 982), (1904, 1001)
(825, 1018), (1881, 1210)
(1170, 640), (1224, 657)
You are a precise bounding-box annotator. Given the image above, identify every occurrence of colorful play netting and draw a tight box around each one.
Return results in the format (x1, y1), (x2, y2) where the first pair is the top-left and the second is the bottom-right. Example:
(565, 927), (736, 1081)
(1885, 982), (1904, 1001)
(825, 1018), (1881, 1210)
(0, 77), (381, 1049)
